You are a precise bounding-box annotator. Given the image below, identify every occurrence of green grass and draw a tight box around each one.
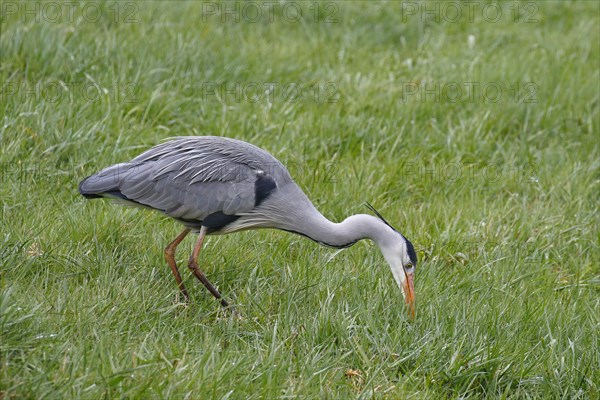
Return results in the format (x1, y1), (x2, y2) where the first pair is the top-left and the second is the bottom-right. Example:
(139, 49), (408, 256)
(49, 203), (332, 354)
(1, 1), (599, 398)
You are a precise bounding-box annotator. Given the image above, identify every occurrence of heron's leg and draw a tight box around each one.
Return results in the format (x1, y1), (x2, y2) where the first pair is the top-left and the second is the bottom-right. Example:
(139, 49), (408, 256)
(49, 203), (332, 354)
(164, 228), (191, 302)
(188, 227), (229, 307)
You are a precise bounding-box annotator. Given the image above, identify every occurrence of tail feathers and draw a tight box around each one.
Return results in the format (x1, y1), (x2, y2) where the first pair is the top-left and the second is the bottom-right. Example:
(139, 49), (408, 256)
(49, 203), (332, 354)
(78, 163), (132, 199)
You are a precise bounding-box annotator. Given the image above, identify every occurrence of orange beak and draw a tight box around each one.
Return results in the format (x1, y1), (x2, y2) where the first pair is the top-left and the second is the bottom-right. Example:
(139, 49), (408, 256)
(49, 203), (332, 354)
(403, 269), (415, 319)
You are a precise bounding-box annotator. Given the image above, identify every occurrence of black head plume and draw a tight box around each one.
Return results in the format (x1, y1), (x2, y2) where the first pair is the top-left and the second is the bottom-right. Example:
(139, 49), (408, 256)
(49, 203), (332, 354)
(364, 201), (394, 230)
(365, 202), (418, 266)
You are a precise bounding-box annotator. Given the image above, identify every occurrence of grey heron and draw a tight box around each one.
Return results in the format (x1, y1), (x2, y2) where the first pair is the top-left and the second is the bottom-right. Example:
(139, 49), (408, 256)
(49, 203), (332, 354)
(79, 136), (417, 317)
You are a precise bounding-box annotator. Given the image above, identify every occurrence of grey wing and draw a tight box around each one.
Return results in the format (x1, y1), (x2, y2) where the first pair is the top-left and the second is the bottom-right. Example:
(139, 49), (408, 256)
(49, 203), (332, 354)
(79, 137), (282, 224)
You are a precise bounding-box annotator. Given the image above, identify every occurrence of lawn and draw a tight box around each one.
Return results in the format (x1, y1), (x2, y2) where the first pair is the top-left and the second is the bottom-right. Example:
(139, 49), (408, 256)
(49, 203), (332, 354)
(1, 1), (598, 398)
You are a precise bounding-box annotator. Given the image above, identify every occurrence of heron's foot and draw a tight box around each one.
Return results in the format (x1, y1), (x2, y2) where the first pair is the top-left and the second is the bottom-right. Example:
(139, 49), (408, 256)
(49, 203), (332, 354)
(175, 291), (190, 306)
(181, 287), (191, 303)
(218, 302), (242, 320)
(231, 308), (243, 320)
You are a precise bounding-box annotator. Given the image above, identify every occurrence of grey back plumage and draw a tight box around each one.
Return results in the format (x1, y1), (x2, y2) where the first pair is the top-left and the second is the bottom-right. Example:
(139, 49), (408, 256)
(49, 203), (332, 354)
(79, 136), (294, 228)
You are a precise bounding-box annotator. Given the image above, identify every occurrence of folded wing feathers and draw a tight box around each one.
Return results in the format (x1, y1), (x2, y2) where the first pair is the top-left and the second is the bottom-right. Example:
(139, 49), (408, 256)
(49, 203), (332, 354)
(83, 136), (287, 224)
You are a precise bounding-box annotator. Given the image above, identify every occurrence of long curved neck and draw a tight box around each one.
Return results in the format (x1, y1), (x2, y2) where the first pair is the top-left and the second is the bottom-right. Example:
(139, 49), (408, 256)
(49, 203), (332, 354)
(293, 211), (398, 249)
(258, 183), (398, 248)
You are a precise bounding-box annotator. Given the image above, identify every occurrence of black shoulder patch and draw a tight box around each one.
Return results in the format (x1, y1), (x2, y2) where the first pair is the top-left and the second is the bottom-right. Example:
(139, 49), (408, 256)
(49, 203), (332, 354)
(201, 212), (240, 230)
(405, 239), (418, 266)
(175, 218), (203, 230)
(254, 171), (277, 207)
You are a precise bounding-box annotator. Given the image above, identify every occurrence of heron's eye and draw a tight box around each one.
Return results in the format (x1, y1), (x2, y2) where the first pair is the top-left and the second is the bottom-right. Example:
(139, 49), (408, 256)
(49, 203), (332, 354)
(404, 263), (413, 270)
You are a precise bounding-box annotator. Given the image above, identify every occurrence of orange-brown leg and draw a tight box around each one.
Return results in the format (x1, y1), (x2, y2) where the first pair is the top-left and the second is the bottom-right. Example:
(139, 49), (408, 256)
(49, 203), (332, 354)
(164, 228), (191, 302)
(188, 227), (229, 307)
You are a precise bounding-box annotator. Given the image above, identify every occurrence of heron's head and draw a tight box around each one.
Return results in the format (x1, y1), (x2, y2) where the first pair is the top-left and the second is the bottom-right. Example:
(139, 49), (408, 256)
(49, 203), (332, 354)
(381, 233), (417, 319)
(366, 203), (417, 318)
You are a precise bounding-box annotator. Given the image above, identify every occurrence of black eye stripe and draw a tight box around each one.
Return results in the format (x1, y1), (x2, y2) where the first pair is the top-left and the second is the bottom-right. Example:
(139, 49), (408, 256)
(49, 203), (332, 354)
(405, 239), (418, 267)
